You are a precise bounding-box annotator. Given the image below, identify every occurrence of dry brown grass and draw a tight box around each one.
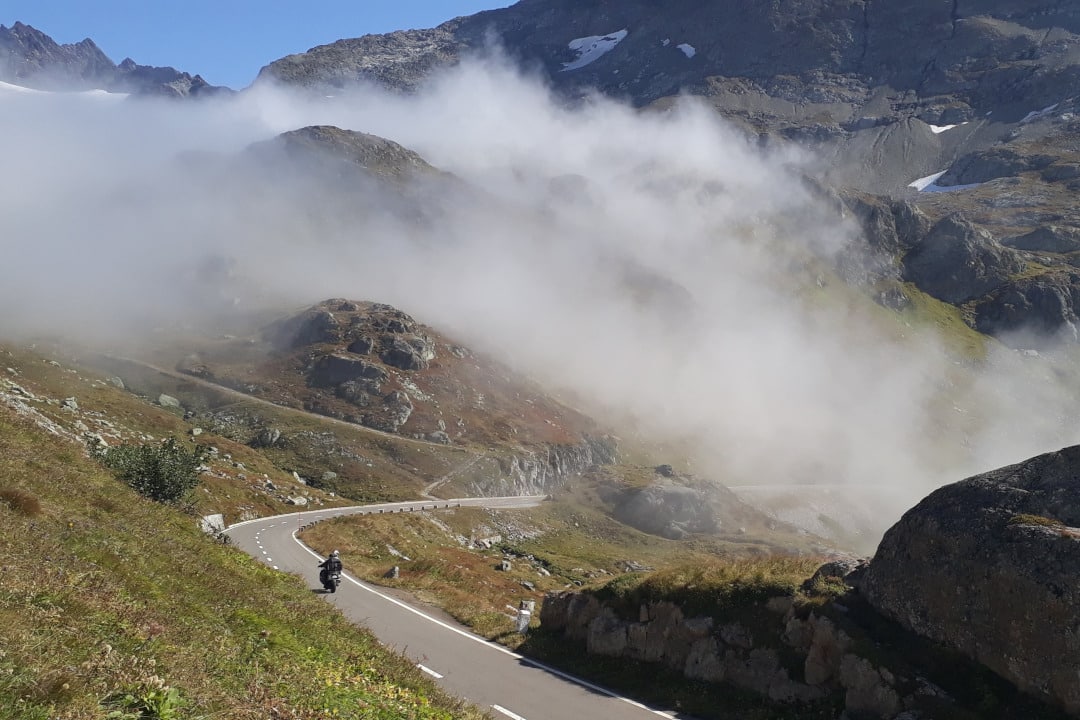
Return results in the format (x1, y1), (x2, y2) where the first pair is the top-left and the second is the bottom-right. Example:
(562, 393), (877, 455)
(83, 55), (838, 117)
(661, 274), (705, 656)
(0, 487), (41, 516)
(302, 510), (557, 643)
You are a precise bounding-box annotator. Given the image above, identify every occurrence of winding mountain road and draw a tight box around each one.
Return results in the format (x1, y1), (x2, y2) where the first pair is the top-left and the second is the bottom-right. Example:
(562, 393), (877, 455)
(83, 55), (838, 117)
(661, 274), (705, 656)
(226, 499), (684, 720)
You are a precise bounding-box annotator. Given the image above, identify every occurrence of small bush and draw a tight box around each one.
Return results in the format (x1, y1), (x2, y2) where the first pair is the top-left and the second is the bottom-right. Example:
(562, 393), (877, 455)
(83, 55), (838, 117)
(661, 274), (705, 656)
(104, 684), (187, 720)
(91, 438), (209, 503)
(0, 488), (42, 516)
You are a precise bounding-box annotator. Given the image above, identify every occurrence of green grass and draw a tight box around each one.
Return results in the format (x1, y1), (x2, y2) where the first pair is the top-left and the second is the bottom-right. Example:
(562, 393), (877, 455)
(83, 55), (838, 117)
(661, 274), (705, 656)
(0, 408), (485, 720)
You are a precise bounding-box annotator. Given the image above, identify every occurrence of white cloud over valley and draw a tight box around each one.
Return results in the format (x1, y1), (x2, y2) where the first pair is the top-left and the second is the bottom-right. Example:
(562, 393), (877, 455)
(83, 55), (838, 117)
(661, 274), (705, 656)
(3, 54), (1079, 549)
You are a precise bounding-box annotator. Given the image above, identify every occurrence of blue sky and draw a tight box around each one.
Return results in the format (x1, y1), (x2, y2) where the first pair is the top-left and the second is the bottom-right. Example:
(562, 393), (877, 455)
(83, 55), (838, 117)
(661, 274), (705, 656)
(3, 1), (512, 89)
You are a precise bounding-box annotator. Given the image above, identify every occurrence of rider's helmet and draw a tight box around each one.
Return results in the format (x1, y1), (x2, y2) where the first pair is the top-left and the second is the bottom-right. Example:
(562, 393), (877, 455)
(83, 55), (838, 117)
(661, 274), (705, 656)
(331, 550), (340, 557)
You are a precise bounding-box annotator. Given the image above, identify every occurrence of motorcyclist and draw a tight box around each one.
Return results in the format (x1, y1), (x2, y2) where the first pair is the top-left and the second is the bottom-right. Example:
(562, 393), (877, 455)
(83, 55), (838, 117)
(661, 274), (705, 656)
(319, 550), (342, 588)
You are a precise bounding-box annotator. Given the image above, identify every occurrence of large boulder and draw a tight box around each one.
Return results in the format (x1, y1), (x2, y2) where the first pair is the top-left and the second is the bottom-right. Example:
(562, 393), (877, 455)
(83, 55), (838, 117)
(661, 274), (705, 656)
(859, 445), (1080, 714)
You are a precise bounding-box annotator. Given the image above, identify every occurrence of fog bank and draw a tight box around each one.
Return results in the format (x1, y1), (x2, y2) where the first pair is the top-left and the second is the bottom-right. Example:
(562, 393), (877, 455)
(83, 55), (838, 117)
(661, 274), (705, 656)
(3, 58), (1079, 545)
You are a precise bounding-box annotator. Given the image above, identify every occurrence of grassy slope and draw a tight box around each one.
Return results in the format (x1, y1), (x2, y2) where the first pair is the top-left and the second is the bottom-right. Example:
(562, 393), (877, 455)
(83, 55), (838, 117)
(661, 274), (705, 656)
(0, 408), (484, 720)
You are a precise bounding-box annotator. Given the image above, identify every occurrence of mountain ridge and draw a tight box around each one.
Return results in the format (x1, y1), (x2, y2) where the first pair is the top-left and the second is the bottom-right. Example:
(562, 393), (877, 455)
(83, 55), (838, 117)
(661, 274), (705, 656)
(0, 20), (231, 97)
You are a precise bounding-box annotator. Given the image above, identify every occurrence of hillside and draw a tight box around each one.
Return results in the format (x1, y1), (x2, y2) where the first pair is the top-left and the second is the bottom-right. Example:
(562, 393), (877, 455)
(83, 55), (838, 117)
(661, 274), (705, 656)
(0, 361), (481, 719)
(256, 0), (1080, 351)
(0, 337), (835, 718)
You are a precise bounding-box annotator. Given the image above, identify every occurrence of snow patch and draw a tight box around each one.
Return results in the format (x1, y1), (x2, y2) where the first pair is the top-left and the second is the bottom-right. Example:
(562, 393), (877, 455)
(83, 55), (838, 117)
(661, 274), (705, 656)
(0, 80), (44, 94)
(561, 29), (628, 72)
(929, 122), (969, 133)
(662, 38), (671, 47)
(908, 170), (982, 193)
(677, 43), (696, 59)
(0, 80), (128, 99)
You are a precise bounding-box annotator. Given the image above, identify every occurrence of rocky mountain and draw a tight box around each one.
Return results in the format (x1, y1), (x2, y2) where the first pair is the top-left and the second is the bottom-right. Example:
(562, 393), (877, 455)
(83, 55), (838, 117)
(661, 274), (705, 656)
(0, 21), (230, 97)
(168, 298), (620, 497)
(258, 0), (1080, 350)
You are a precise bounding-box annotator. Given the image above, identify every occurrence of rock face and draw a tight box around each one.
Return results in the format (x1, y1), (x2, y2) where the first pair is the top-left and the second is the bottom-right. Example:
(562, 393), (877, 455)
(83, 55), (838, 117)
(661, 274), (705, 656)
(540, 582), (907, 716)
(0, 21), (230, 96)
(468, 435), (619, 496)
(259, 0), (1080, 124)
(859, 444), (1080, 715)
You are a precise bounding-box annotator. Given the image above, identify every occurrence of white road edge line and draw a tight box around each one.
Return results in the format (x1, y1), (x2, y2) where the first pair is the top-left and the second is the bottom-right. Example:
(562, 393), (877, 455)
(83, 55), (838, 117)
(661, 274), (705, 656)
(288, 530), (676, 719)
(492, 704), (527, 720)
(417, 664), (443, 679)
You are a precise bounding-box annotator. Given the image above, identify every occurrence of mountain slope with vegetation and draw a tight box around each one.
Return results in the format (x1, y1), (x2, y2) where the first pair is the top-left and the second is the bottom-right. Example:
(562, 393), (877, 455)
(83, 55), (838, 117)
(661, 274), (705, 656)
(0, 364), (482, 719)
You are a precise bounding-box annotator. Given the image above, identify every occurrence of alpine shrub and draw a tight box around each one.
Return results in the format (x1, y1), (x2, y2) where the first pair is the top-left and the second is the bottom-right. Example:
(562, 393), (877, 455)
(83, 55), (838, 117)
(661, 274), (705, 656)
(92, 437), (208, 503)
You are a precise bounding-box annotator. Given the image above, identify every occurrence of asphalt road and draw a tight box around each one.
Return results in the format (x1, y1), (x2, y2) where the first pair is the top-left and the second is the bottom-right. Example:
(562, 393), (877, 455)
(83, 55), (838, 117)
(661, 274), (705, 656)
(227, 498), (682, 720)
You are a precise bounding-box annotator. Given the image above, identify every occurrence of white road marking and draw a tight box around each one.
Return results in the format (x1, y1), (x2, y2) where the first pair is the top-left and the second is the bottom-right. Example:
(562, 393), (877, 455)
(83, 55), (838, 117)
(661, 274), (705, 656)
(287, 530), (676, 718)
(418, 664), (443, 679)
(492, 704), (527, 720)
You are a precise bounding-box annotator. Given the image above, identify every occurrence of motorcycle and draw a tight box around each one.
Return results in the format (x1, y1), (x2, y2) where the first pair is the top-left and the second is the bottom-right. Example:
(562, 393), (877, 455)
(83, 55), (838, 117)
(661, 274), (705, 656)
(319, 566), (341, 593)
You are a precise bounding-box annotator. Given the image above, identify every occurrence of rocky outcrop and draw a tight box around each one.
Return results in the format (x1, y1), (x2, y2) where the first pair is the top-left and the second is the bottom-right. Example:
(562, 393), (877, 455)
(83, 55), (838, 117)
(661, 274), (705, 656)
(310, 354), (388, 388)
(252, 126), (443, 184)
(267, 301), (438, 373)
(1004, 226), (1080, 254)
(259, 26), (462, 93)
(938, 147), (1058, 187)
(971, 272), (1080, 343)
(902, 215), (1024, 304)
(859, 444), (1080, 715)
(362, 390), (413, 432)
(379, 334), (435, 371)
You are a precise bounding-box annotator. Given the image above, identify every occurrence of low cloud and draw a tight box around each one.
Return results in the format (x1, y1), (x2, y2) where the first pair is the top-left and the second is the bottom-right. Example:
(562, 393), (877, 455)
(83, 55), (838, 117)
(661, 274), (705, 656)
(2, 55), (1078, 545)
